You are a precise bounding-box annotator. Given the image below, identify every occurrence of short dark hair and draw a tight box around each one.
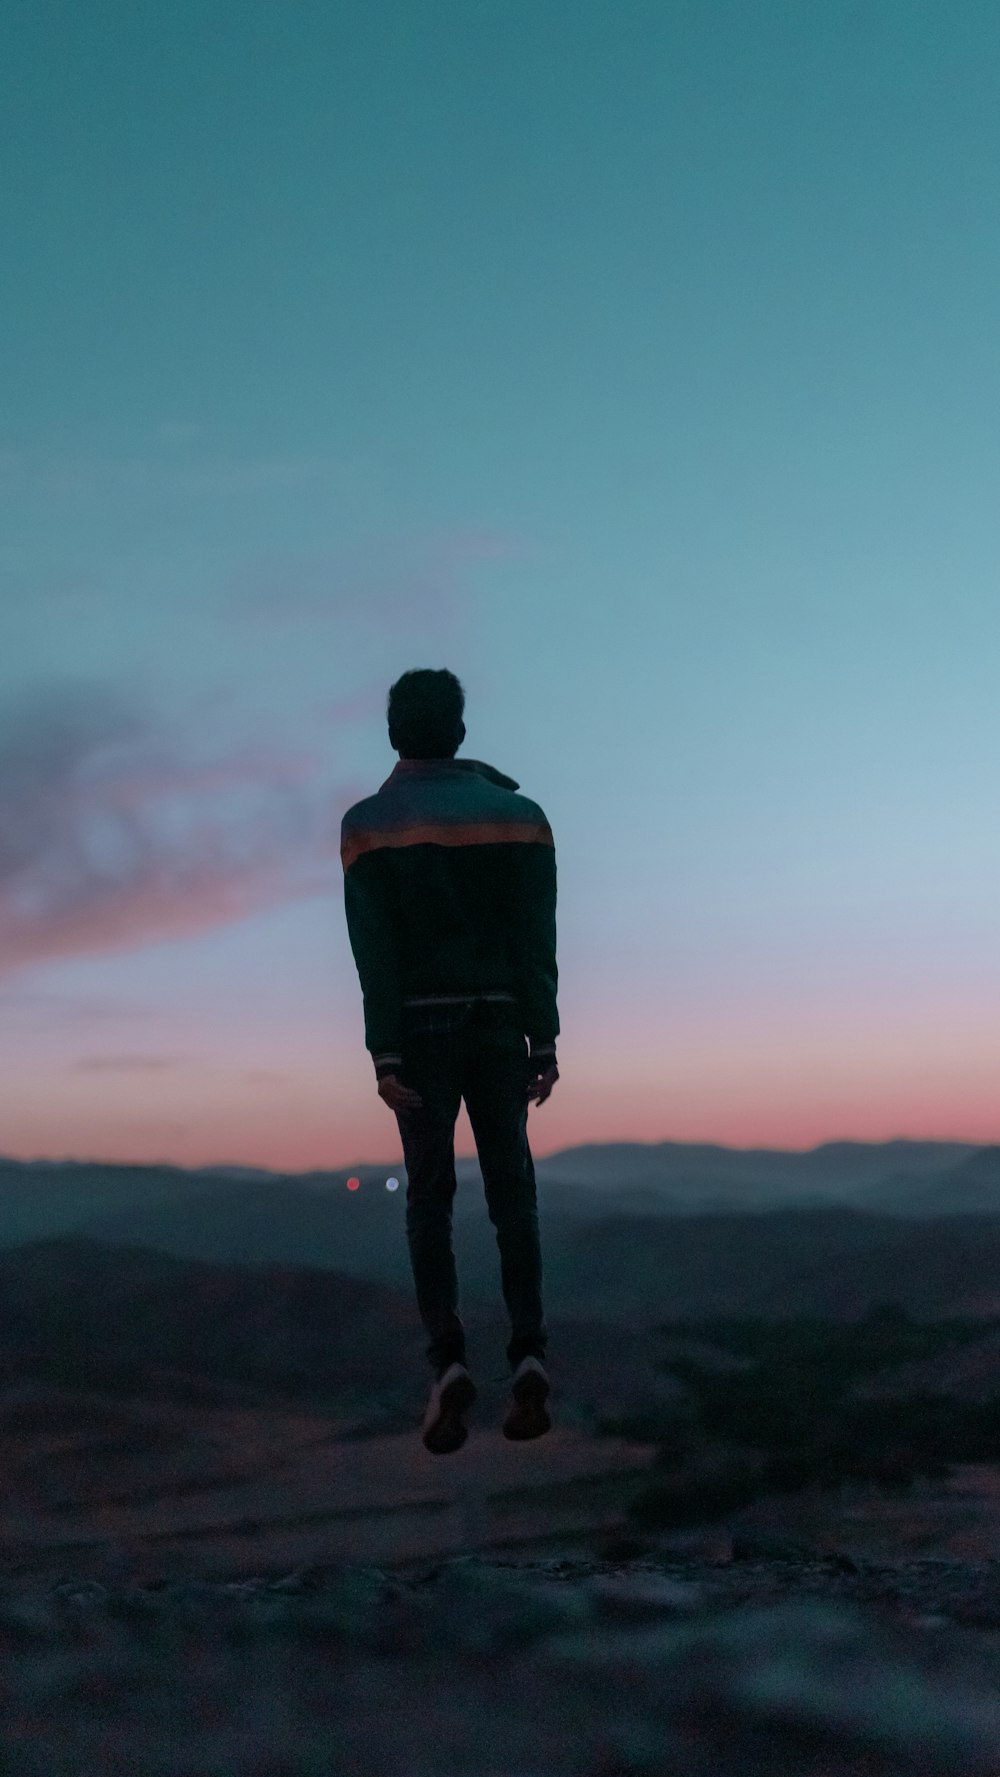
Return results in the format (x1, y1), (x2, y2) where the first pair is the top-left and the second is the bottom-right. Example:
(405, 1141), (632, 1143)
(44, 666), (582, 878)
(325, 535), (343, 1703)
(386, 668), (466, 759)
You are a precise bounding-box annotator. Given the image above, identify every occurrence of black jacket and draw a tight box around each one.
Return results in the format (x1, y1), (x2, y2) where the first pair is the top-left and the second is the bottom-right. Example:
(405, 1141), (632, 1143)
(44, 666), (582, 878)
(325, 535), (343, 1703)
(341, 756), (558, 1081)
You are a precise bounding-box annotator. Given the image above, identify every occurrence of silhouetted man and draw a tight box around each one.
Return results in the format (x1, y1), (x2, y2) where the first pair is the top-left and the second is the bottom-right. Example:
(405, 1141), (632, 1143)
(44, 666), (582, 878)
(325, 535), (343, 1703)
(340, 669), (559, 1452)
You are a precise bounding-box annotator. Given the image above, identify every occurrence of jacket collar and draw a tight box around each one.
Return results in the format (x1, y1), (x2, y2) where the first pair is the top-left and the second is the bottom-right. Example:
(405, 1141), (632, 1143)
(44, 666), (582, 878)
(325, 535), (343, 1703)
(379, 757), (520, 792)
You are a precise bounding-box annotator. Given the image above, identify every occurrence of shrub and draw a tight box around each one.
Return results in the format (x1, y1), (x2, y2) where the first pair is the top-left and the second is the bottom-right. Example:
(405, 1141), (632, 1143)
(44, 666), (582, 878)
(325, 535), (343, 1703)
(625, 1452), (763, 1530)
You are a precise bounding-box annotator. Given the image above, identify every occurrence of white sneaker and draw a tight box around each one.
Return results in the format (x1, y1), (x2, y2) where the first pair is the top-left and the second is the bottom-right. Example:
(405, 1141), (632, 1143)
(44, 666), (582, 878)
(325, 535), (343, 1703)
(503, 1356), (551, 1440)
(421, 1362), (476, 1454)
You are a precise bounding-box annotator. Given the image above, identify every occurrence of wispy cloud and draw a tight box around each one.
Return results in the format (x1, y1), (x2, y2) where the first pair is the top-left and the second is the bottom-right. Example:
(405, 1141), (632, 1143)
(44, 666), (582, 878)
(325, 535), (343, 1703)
(71, 1054), (182, 1072)
(0, 444), (366, 504)
(222, 526), (527, 627)
(0, 679), (348, 983)
(0, 987), (161, 1022)
(316, 682), (393, 731)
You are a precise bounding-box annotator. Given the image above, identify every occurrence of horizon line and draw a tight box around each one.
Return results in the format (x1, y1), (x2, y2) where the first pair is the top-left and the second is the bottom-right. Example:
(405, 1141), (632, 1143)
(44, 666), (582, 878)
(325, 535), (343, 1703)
(2, 1132), (996, 1175)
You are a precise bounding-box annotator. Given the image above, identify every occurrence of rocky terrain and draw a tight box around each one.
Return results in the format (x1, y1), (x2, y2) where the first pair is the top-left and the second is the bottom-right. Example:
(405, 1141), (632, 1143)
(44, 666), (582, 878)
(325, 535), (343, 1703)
(2, 1153), (1000, 1772)
(5, 1363), (1000, 1773)
(4, 1539), (1000, 1775)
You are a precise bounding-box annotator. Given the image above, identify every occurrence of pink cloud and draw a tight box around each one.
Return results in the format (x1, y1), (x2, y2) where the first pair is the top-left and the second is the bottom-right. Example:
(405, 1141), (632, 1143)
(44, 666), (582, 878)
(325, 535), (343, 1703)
(81, 745), (322, 807)
(0, 680), (346, 983)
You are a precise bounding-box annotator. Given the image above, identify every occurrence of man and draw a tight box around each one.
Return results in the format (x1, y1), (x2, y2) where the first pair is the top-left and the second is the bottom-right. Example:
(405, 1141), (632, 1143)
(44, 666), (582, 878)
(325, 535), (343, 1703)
(340, 668), (559, 1454)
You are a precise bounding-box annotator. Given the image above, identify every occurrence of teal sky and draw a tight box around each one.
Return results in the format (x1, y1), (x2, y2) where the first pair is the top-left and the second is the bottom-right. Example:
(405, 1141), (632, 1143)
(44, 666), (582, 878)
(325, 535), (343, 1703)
(3, 1), (999, 1170)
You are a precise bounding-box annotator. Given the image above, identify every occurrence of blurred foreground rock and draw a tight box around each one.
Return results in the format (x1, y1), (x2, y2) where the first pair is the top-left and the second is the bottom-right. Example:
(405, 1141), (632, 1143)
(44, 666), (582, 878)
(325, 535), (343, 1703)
(3, 1552), (1000, 1773)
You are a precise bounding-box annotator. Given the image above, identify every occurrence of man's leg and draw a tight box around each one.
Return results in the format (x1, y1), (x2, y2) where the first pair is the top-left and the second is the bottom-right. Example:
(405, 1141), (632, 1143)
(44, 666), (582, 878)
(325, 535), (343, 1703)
(394, 1034), (467, 1380)
(461, 1007), (548, 1374)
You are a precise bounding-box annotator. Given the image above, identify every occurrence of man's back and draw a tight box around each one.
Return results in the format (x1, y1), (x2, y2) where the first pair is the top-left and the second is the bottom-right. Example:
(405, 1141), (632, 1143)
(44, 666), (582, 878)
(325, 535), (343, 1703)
(340, 755), (558, 1080)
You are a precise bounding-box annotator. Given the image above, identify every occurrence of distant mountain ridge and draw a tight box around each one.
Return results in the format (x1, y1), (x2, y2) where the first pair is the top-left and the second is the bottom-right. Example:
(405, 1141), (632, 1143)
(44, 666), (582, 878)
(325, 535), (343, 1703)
(2, 1144), (998, 1264)
(3, 1139), (1000, 1437)
(0, 1135), (984, 1190)
(1, 1142), (1000, 1328)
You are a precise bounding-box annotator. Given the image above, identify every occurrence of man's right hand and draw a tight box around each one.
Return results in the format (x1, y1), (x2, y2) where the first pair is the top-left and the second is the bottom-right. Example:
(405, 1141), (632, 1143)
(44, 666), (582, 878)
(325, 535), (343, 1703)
(527, 1062), (559, 1106)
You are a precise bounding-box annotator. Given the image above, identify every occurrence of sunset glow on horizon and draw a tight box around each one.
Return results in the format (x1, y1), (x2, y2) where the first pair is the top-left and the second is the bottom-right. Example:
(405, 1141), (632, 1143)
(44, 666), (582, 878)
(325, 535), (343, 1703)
(3, 2), (999, 1174)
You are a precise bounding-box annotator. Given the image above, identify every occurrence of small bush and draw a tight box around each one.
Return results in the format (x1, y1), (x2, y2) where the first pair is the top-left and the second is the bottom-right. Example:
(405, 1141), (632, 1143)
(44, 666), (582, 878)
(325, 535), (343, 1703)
(648, 1312), (1000, 1495)
(625, 1453), (763, 1530)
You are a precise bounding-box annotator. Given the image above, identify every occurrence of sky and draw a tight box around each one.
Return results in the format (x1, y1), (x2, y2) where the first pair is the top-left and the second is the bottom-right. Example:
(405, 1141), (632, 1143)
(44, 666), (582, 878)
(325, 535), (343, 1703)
(2, 0), (999, 1173)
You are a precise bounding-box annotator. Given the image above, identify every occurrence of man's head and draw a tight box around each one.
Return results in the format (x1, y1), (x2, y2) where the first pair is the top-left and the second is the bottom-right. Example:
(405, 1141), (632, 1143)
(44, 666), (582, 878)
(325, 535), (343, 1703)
(387, 667), (466, 760)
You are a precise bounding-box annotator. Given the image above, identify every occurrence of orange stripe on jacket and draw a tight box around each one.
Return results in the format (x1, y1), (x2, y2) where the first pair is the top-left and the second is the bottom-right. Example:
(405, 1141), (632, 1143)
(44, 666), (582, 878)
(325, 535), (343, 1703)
(341, 818), (553, 873)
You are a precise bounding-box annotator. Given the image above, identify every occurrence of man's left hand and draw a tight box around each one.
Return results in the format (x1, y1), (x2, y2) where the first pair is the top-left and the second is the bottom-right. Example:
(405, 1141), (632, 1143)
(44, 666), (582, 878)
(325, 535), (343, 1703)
(378, 1073), (424, 1113)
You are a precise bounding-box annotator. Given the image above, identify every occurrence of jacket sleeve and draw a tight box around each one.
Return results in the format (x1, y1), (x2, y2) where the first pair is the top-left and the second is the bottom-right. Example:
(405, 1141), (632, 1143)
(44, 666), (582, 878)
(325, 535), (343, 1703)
(341, 842), (405, 1080)
(508, 814), (559, 1061)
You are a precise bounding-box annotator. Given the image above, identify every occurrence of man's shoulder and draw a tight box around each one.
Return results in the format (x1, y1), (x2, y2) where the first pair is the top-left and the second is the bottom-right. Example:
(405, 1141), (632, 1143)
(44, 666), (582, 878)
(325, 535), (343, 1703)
(341, 790), (378, 833)
(342, 771), (547, 833)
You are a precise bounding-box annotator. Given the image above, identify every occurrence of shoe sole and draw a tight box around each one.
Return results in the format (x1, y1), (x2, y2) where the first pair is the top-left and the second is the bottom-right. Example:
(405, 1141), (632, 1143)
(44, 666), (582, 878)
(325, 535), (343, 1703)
(422, 1371), (477, 1454)
(503, 1369), (552, 1441)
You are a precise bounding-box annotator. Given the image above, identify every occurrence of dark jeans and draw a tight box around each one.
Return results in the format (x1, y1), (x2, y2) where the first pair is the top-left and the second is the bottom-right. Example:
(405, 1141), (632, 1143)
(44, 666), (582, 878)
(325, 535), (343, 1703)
(393, 998), (548, 1382)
